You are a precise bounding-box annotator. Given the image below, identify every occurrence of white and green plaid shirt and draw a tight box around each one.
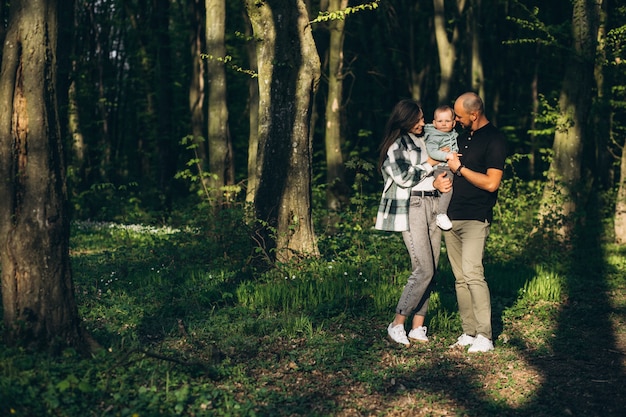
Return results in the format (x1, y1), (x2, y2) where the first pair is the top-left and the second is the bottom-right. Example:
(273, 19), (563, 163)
(375, 133), (434, 232)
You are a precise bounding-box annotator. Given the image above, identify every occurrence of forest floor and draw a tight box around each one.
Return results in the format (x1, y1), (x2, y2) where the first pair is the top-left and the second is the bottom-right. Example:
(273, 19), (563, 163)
(147, 246), (626, 417)
(1, 223), (625, 416)
(198, 279), (626, 417)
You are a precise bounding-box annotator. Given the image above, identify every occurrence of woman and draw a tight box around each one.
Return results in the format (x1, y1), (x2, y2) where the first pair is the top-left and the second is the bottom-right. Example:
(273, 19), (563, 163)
(375, 99), (452, 346)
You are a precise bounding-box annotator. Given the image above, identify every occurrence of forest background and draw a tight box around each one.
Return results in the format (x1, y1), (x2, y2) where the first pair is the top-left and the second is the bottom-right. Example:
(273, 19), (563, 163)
(44, 0), (626, 234)
(0, 0), (625, 416)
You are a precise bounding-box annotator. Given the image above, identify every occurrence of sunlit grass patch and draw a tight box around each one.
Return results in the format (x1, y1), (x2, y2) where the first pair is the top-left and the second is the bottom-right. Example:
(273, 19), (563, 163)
(499, 266), (564, 354)
(518, 266), (564, 302)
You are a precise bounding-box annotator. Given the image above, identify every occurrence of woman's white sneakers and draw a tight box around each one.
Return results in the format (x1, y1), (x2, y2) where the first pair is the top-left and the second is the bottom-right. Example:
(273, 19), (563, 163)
(408, 326), (429, 342)
(387, 323), (410, 346)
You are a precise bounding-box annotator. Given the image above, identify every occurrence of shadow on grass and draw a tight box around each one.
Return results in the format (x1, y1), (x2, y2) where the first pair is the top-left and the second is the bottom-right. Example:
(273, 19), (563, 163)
(365, 224), (626, 415)
(62, 216), (625, 416)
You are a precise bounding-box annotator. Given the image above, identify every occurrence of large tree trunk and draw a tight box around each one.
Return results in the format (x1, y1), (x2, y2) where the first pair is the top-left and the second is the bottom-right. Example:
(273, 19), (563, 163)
(0, 0), (89, 353)
(206, 0), (234, 206)
(324, 0), (349, 215)
(538, 0), (599, 239)
(245, 0), (321, 262)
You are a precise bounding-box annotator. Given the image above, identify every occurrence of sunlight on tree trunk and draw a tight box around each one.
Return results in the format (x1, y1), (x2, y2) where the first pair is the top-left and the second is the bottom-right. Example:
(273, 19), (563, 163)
(206, 0), (234, 206)
(433, 0), (465, 104)
(538, 0), (599, 240)
(246, 0), (321, 262)
(0, 0), (90, 353)
(68, 74), (86, 178)
(615, 141), (626, 243)
(245, 12), (260, 205)
(324, 0), (349, 216)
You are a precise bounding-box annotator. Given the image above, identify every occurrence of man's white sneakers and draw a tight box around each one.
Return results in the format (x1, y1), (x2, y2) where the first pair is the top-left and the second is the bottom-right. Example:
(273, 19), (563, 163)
(467, 334), (494, 353)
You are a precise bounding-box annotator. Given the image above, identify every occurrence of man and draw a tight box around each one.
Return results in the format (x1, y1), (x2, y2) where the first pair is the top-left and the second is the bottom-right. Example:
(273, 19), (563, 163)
(445, 92), (507, 353)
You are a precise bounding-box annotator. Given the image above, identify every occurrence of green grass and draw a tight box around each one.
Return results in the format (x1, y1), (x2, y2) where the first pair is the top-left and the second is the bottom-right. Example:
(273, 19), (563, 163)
(1, 200), (625, 416)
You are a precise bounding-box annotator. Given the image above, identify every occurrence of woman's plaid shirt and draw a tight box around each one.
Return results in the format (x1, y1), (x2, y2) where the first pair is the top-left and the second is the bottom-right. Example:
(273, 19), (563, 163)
(374, 133), (434, 232)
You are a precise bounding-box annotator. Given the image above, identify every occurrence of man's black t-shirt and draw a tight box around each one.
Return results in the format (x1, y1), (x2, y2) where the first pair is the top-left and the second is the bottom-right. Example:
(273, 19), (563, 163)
(448, 123), (507, 223)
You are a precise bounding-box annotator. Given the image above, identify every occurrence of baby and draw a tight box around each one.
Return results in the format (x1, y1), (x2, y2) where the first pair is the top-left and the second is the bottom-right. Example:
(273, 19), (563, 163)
(423, 105), (459, 230)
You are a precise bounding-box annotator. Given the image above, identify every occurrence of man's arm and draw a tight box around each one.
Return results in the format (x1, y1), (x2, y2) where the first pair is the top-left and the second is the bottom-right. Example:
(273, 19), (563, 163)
(454, 166), (503, 192)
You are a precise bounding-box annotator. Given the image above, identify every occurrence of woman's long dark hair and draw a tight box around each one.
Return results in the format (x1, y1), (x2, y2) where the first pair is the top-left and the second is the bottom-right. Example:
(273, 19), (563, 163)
(377, 99), (424, 172)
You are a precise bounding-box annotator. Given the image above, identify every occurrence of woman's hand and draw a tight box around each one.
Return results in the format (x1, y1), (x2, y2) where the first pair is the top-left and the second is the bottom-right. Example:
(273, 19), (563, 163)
(433, 171), (452, 193)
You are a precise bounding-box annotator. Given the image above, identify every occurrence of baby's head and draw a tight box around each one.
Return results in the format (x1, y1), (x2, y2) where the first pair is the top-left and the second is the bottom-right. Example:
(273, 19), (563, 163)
(433, 105), (456, 133)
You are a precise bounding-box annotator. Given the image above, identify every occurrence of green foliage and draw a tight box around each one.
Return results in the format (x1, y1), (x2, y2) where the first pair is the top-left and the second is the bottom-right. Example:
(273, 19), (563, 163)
(70, 181), (158, 223)
(527, 94), (559, 137)
(504, 3), (558, 46)
(310, 0), (380, 24)
(2, 177), (624, 415)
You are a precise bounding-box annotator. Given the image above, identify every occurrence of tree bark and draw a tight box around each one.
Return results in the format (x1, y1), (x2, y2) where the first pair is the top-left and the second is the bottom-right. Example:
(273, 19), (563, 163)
(245, 0), (321, 262)
(206, 0), (234, 206)
(538, 0), (599, 239)
(153, 0), (176, 201)
(189, 0), (207, 177)
(469, 0), (484, 97)
(433, 0), (465, 104)
(0, 0), (89, 353)
(615, 143), (626, 244)
(324, 0), (349, 214)
(245, 10), (260, 204)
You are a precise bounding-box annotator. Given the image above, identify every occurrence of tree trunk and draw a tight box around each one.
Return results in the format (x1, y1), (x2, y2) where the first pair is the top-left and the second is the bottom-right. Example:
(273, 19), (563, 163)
(154, 0), (176, 202)
(68, 72), (86, 179)
(469, 0), (484, 97)
(0, 0), (89, 353)
(245, 10), (260, 204)
(593, 0), (611, 190)
(324, 0), (349, 215)
(408, 2), (427, 101)
(206, 0), (234, 206)
(245, 0), (321, 262)
(615, 143), (626, 244)
(538, 0), (599, 239)
(189, 0), (207, 178)
(433, 0), (465, 104)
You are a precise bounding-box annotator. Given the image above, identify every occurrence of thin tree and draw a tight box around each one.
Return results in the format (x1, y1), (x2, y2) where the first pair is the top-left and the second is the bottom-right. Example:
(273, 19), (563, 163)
(189, 0), (207, 176)
(324, 0), (350, 216)
(433, 0), (465, 104)
(469, 0), (484, 97)
(245, 0), (321, 262)
(0, 0), (91, 353)
(616, 145), (626, 244)
(538, 0), (600, 239)
(245, 10), (260, 204)
(206, 0), (234, 206)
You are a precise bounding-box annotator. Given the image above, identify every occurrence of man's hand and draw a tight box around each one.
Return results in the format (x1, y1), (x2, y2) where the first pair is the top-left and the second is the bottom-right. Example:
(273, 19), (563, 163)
(447, 152), (462, 172)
